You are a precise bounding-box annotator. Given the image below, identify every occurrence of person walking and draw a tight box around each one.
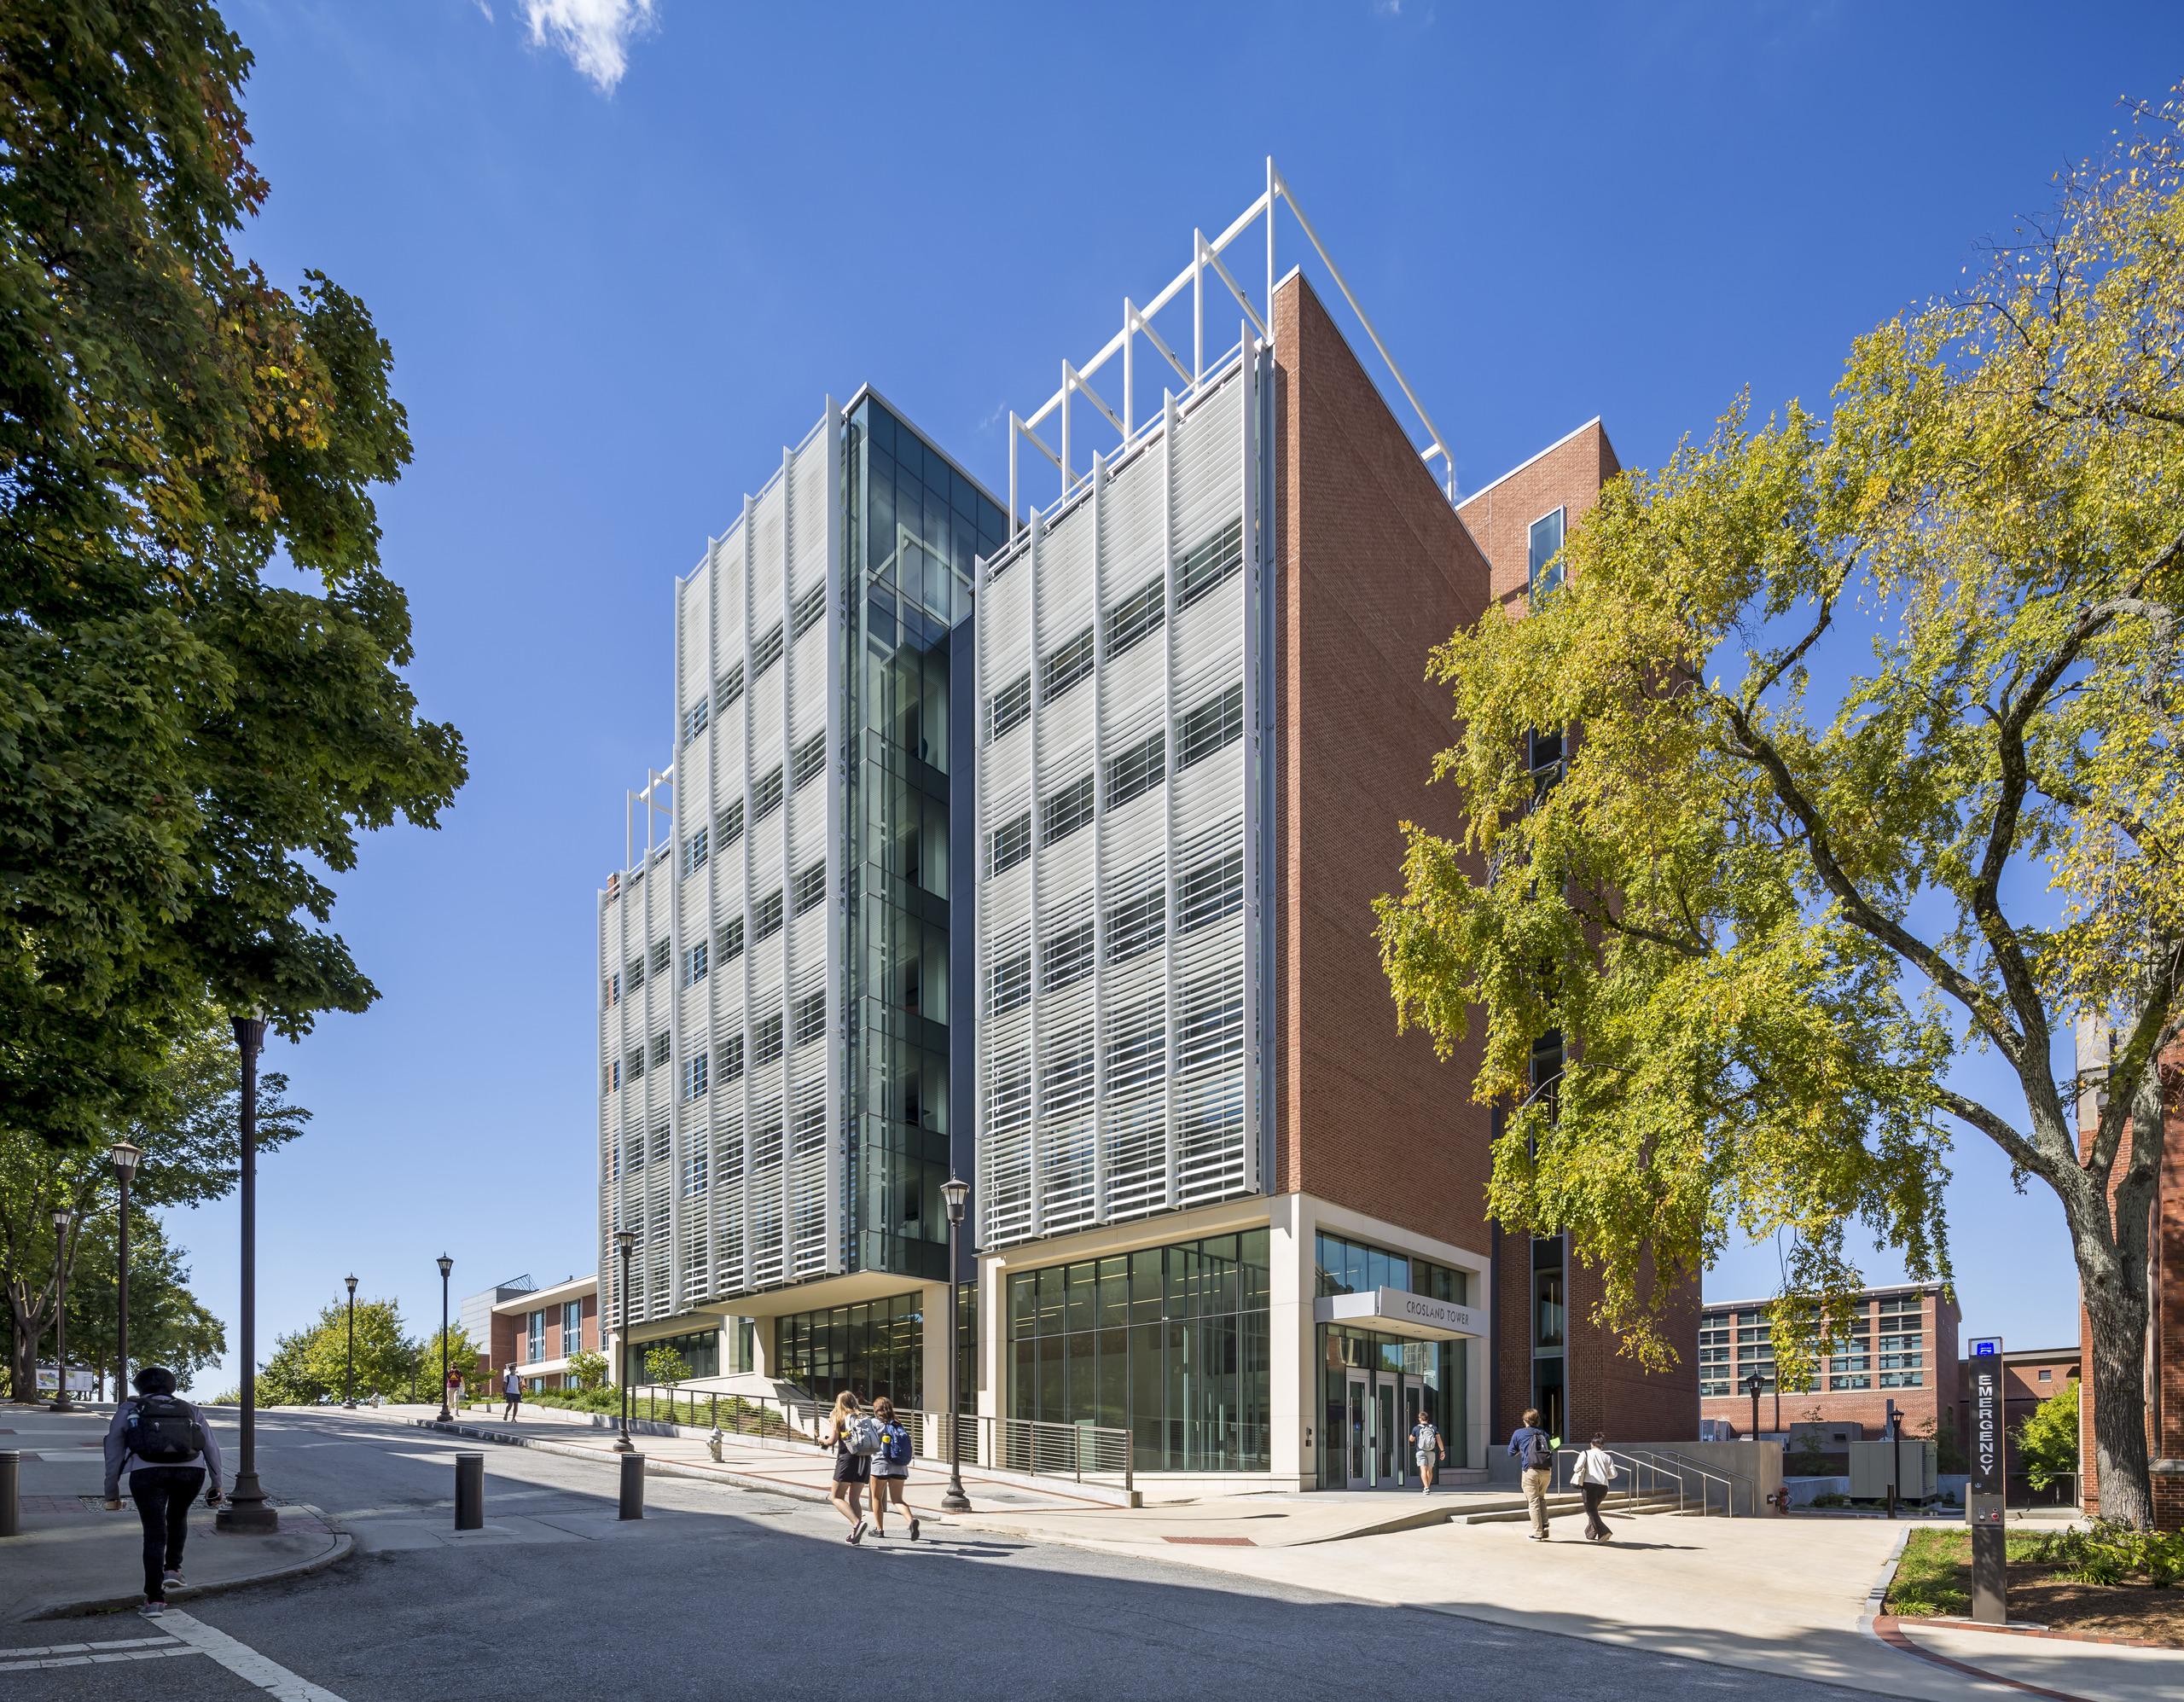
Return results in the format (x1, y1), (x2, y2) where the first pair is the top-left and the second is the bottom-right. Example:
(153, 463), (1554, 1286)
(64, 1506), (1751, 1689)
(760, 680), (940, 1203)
(502, 1364), (523, 1420)
(1507, 1407), (1556, 1540)
(867, 1397), (919, 1540)
(1409, 1409), (1446, 1494)
(818, 1391), (875, 1544)
(1575, 1432), (1619, 1542)
(446, 1368), (465, 1413)
(101, 1366), (224, 1618)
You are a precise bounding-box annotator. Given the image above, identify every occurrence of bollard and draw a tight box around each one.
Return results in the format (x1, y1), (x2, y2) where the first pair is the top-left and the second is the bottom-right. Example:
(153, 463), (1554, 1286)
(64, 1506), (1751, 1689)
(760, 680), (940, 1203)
(455, 1452), (485, 1531)
(0, 1449), (18, 1538)
(619, 1451), (645, 1520)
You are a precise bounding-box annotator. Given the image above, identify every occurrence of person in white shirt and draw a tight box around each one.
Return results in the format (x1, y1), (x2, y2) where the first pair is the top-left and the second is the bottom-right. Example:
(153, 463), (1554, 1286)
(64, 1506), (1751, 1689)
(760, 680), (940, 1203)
(502, 1364), (523, 1420)
(1574, 1432), (1619, 1542)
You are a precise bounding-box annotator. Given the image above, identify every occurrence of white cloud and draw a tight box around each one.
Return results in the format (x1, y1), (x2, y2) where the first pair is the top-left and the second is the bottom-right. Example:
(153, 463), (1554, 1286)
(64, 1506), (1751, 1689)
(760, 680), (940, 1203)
(521, 0), (657, 93)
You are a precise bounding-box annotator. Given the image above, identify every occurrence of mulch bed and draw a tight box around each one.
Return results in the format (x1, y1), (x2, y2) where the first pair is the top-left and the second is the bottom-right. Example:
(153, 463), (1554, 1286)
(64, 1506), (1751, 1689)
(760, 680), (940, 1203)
(1887, 1529), (2184, 1647)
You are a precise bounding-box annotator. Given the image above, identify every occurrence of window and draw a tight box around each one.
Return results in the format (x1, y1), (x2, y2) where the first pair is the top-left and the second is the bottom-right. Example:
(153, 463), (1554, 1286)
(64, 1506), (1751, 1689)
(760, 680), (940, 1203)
(1105, 575), (1165, 659)
(791, 581), (827, 641)
(624, 1131), (642, 1170)
(751, 621), (785, 679)
(1315, 1231), (1410, 1298)
(792, 990), (827, 1048)
(1103, 1004), (1163, 1095)
(990, 949), (1031, 1014)
(1177, 850), (1243, 933)
(1041, 774), (1095, 845)
(1527, 508), (1566, 603)
(527, 1310), (545, 1363)
(717, 1033), (743, 1083)
(2039, 1368), (2053, 1381)
(716, 798), (744, 850)
(714, 661), (744, 712)
(1105, 729), (1165, 810)
(564, 1301), (583, 1353)
(649, 939), (671, 976)
(751, 1010), (784, 1067)
(682, 1147), (707, 1198)
(650, 1032), (671, 1067)
(1177, 683), (1243, 770)
(988, 810), (1031, 877)
(716, 916), (744, 963)
(751, 766), (784, 824)
(684, 1052), (709, 1099)
(792, 859), (828, 916)
(1042, 919), (1095, 993)
(752, 889), (783, 944)
(1176, 976), (1243, 1072)
(1176, 516), (1243, 611)
(605, 973), (619, 1008)
(625, 1045), (645, 1081)
(792, 729), (828, 790)
(682, 699), (710, 744)
(1106, 886), (1165, 962)
(683, 829), (708, 876)
(684, 942), (708, 985)
(606, 1060), (619, 1093)
(625, 953), (644, 990)
(987, 671), (1031, 742)
(1042, 626), (1094, 701)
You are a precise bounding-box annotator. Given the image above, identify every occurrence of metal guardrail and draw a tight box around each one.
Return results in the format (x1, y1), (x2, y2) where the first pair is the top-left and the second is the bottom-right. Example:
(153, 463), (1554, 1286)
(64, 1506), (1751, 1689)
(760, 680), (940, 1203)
(1621, 1446), (1757, 1517)
(1552, 1446), (1688, 1513)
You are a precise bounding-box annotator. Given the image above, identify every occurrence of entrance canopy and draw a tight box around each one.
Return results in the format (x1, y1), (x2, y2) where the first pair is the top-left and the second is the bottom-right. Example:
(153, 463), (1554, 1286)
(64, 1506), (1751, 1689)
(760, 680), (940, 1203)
(1313, 1287), (1483, 1342)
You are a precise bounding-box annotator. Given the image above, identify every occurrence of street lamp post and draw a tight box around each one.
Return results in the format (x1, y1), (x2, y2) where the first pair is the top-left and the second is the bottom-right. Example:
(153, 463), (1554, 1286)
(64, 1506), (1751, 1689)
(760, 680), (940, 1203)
(436, 1255), (454, 1421)
(48, 1209), (74, 1412)
(939, 1175), (971, 1513)
(108, 1141), (142, 1400)
(218, 1013), (278, 1533)
(343, 1275), (358, 1409)
(612, 1229), (636, 1453)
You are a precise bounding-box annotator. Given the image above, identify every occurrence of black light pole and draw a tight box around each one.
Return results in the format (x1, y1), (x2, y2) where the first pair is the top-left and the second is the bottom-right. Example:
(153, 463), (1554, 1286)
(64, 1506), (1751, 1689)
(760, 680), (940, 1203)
(939, 1176), (971, 1513)
(108, 1141), (142, 1401)
(612, 1229), (636, 1452)
(218, 1013), (277, 1533)
(436, 1255), (454, 1421)
(343, 1275), (358, 1409)
(48, 1209), (75, 1412)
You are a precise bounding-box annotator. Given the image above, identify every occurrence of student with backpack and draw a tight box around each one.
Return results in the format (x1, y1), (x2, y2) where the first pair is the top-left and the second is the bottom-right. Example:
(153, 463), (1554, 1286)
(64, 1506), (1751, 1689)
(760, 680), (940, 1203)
(101, 1366), (224, 1618)
(502, 1364), (523, 1420)
(1409, 1410), (1445, 1494)
(1507, 1407), (1557, 1540)
(867, 1397), (919, 1540)
(819, 1391), (880, 1544)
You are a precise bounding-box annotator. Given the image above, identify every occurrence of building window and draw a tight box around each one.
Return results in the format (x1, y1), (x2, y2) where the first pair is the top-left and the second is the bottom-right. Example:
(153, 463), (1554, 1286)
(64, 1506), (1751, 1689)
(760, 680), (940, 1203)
(792, 990), (827, 1048)
(1105, 575), (1165, 659)
(1104, 729), (1165, 810)
(1041, 774), (1095, 845)
(988, 810), (1031, 877)
(716, 798), (745, 850)
(625, 1046), (644, 1081)
(605, 973), (619, 1008)
(752, 888), (784, 944)
(714, 661), (744, 712)
(564, 1301), (583, 1353)
(621, 1328), (718, 1387)
(649, 939), (671, 976)
(682, 699), (710, 745)
(792, 729), (828, 791)
(650, 1032), (671, 1067)
(1105, 886), (1165, 963)
(527, 1310), (545, 1363)
(751, 621), (785, 679)
(683, 829), (709, 876)
(606, 1060), (619, 1093)
(684, 942), (708, 985)
(625, 952), (644, 990)
(1176, 975), (1243, 1072)
(1176, 516), (1244, 612)
(684, 1052), (708, 1100)
(1528, 507), (1566, 602)
(751, 765), (784, 824)
(682, 1146), (707, 1197)
(1177, 850), (1243, 933)
(2038, 1368), (2052, 1381)
(792, 859), (828, 916)
(716, 916), (744, 963)
(987, 671), (1031, 742)
(1042, 625), (1094, 702)
(1042, 918), (1095, 992)
(990, 948), (1031, 1014)
(717, 1033), (744, 1083)
(777, 1293), (925, 1410)
(791, 581), (828, 641)
(750, 1010), (784, 1067)
(1177, 682), (1243, 770)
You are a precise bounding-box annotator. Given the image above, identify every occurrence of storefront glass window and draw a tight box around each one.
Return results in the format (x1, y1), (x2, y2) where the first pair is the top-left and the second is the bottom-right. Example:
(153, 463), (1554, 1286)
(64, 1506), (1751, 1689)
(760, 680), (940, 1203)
(776, 1292), (923, 1408)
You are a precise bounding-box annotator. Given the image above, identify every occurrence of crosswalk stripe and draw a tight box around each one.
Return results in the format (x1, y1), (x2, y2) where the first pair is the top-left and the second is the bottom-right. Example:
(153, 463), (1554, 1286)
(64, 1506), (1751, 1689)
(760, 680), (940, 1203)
(163, 1609), (350, 1700)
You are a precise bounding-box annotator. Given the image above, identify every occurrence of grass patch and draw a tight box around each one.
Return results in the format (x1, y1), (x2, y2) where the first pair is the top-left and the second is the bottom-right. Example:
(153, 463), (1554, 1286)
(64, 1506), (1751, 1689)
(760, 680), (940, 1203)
(1887, 1529), (2049, 1618)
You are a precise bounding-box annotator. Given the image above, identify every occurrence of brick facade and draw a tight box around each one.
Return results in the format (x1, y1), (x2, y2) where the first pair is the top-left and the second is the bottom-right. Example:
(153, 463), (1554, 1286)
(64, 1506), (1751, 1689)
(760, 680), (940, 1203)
(1699, 1287), (1961, 1443)
(487, 1282), (600, 1390)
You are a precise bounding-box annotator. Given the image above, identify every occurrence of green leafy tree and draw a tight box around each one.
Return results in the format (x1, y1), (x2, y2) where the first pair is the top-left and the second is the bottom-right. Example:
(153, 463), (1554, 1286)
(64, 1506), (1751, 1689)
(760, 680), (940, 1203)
(1, 1019), (305, 1398)
(415, 1323), (480, 1407)
(2018, 1374), (2082, 1493)
(254, 1293), (415, 1405)
(1377, 96), (2184, 1528)
(644, 1344), (692, 1389)
(566, 1348), (608, 1390)
(52, 1210), (224, 1396)
(0, 0), (468, 1157)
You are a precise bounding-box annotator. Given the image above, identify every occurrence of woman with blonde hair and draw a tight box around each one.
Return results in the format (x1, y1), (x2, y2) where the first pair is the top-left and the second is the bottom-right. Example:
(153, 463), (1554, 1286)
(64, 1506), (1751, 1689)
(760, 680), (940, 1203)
(868, 1397), (917, 1541)
(818, 1390), (874, 1543)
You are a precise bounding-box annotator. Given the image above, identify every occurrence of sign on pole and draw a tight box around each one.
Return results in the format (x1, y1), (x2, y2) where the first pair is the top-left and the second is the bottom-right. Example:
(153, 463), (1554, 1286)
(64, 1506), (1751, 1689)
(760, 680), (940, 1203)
(1966, 1336), (2007, 1624)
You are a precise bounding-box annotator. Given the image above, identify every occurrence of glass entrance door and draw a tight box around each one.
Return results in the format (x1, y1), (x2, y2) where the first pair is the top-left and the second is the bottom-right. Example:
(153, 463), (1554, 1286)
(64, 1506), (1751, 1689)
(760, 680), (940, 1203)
(1374, 1381), (1397, 1484)
(1403, 1377), (1426, 1488)
(1345, 1374), (1368, 1489)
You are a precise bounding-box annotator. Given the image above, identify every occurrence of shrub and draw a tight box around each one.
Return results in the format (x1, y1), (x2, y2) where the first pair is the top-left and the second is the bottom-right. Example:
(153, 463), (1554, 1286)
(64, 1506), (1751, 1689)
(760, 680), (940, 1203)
(2030, 1519), (2184, 1588)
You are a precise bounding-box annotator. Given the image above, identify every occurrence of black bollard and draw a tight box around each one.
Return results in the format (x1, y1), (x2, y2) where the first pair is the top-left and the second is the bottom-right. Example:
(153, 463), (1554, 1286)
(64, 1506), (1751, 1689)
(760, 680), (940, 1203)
(455, 1452), (485, 1531)
(0, 1450), (17, 1538)
(619, 1450), (645, 1520)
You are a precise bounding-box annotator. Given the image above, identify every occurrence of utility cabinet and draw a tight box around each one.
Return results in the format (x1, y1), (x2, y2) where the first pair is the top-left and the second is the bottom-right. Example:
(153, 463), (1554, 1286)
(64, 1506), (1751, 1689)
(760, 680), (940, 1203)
(1849, 1438), (1937, 1501)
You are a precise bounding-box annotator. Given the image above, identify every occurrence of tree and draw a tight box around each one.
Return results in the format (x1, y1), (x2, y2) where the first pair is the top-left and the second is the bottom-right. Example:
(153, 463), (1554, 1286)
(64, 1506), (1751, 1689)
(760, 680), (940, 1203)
(566, 1348), (608, 1390)
(416, 1323), (480, 1405)
(256, 1293), (415, 1406)
(1377, 96), (2184, 1528)
(2018, 1374), (2083, 1493)
(0, 1), (468, 1156)
(2, 1019), (305, 1398)
(644, 1344), (692, 1389)
(53, 1210), (224, 1396)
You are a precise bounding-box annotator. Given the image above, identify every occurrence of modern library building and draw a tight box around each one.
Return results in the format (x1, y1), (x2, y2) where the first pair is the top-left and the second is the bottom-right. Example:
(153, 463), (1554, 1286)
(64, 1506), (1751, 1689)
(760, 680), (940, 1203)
(596, 170), (1696, 1495)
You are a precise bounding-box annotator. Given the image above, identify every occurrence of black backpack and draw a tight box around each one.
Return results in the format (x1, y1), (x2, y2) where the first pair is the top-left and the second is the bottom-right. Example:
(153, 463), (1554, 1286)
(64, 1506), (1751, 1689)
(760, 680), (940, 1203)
(1521, 1429), (1554, 1472)
(126, 1395), (204, 1464)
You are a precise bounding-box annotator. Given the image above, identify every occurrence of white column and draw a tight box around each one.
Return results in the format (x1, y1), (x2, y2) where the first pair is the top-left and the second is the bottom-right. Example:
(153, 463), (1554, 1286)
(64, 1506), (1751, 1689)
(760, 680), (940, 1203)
(1269, 1193), (1312, 1487)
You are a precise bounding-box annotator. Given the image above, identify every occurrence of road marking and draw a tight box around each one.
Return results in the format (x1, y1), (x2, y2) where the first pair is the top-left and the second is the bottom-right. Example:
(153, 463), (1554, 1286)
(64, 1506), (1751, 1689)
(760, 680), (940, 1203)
(164, 1610), (350, 1700)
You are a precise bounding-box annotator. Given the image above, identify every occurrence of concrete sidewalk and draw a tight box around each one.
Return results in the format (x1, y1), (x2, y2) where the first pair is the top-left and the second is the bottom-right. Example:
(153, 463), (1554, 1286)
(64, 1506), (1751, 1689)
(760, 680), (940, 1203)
(0, 1405), (348, 1622)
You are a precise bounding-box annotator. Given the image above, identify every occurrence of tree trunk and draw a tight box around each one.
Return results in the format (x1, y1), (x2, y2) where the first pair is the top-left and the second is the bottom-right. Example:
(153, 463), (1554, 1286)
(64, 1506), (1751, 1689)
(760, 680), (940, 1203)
(2083, 1271), (2154, 1528)
(9, 1288), (47, 1403)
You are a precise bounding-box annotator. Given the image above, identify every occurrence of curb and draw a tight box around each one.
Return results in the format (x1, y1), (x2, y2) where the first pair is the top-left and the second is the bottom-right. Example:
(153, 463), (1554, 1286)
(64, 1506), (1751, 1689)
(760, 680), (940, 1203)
(1856, 1527), (2103, 1701)
(21, 1531), (353, 1623)
(406, 1418), (835, 1507)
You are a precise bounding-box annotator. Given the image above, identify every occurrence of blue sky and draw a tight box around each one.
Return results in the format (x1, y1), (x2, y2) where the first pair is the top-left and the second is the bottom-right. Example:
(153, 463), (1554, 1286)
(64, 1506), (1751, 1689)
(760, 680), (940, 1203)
(162, 0), (2184, 1393)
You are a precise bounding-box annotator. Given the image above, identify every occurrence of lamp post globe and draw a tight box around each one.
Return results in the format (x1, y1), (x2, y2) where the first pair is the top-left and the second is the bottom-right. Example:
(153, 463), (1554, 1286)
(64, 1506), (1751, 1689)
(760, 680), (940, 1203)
(436, 1255), (454, 1422)
(47, 1208), (75, 1412)
(939, 1175), (972, 1513)
(107, 1141), (142, 1400)
(343, 1275), (359, 1409)
(612, 1229), (636, 1453)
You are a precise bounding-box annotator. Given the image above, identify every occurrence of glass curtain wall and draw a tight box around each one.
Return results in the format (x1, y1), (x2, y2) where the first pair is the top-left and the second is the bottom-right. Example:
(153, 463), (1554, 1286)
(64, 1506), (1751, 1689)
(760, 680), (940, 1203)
(1315, 1232), (1469, 1488)
(1008, 1230), (1271, 1472)
(776, 1292), (924, 1409)
(622, 1327), (719, 1386)
(843, 398), (1007, 1280)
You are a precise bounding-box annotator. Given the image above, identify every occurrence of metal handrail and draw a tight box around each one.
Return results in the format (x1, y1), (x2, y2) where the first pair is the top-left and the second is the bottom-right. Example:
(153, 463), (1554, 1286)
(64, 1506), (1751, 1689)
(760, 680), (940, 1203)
(1621, 1446), (1756, 1517)
(1553, 1446), (1689, 1514)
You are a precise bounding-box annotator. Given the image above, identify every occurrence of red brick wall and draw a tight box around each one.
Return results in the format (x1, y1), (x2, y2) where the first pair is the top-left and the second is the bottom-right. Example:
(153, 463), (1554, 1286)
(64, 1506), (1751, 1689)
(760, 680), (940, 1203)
(1455, 421), (1622, 612)
(1699, 1291), (1960, 1441)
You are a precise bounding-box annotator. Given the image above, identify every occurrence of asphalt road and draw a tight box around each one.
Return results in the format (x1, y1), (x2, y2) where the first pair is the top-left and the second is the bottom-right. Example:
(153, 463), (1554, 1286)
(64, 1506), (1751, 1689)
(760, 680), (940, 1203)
(7, 1407), (1880, 1700)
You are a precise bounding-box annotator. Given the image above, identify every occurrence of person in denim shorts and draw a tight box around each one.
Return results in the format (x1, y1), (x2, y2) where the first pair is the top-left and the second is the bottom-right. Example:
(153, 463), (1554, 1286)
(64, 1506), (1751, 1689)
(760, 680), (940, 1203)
(868, 1397), (918, 1541)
